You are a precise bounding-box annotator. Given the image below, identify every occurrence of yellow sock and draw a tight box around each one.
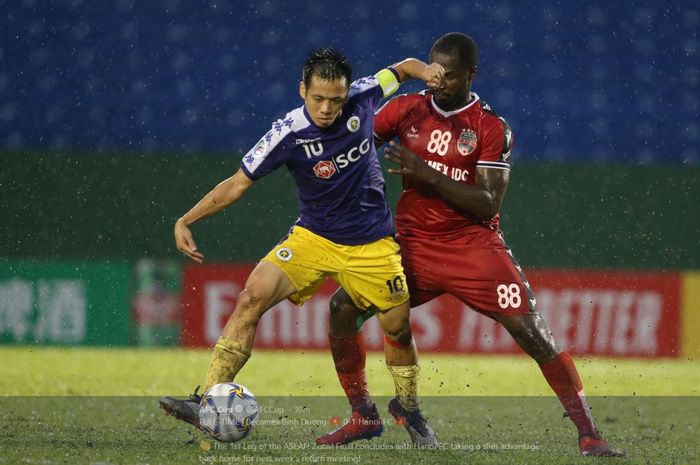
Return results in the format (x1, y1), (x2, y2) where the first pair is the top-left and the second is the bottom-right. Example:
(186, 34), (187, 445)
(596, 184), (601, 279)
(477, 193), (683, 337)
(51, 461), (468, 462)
(202, 336), (251, 392)
(387, 364), (420, 411)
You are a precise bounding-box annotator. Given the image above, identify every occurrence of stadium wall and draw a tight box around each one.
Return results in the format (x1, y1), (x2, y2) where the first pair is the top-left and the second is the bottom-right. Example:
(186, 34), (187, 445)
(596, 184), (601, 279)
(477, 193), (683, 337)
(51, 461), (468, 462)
(179, 264), (699, 359)
(1, 151), (698, 269)
(1, 151), (698, 356)
(2, 260), (698, 358)
(0, 260), (130, 345)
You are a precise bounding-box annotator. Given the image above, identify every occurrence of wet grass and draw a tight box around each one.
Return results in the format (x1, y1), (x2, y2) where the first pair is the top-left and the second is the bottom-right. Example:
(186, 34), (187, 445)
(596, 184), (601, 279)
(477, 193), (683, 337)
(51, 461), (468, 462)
(1, 347), (698, 464)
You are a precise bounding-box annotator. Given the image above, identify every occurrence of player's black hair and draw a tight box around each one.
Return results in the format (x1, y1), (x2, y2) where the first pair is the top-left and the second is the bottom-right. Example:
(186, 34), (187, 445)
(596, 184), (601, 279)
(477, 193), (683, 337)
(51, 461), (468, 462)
(430, 32), (478, 70)
(302, 48), (352, 88)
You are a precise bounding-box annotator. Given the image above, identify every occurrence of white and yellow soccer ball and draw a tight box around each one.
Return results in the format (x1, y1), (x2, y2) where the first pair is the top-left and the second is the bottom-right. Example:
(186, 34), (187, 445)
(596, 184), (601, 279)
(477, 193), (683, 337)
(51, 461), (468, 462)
(199, 382), (259, 443)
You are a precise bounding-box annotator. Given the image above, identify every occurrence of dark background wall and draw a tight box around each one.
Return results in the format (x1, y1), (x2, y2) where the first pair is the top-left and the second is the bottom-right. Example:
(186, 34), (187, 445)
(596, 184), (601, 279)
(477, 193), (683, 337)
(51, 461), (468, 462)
(2, 151), (697, 269)
(1, 0), (698, 164)
(1, 1), (697, 270)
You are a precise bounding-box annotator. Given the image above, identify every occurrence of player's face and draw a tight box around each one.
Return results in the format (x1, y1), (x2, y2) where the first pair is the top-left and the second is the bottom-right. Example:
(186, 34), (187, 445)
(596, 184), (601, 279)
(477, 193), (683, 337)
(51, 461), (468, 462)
(299, 75), (349, 128)
(430, 51), (475, 111)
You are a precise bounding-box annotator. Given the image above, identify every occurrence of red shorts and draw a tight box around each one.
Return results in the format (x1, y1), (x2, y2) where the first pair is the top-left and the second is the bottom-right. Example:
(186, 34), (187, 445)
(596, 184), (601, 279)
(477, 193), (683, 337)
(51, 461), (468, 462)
(399, 231), (535, 316)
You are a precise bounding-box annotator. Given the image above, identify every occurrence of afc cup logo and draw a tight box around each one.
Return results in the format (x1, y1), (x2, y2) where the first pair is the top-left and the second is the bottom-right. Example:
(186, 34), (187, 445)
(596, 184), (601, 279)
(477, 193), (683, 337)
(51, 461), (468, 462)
(313, 160), (336, 179)
(346, 116), (360, 133)
(275, 247), (293, 261)
(252, 138), (267, 158)
(457, 128), (478, 156)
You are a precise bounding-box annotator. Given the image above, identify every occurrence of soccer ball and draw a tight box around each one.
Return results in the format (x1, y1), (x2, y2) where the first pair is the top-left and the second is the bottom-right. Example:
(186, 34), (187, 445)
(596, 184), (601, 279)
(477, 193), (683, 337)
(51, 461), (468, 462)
(199, 382), (259, 443)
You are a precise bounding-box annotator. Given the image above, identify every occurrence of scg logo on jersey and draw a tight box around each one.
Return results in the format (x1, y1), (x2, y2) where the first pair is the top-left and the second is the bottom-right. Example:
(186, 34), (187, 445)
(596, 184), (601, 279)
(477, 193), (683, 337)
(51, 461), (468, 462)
(310, 138), (370, 179)
(334, 138), (370, 168)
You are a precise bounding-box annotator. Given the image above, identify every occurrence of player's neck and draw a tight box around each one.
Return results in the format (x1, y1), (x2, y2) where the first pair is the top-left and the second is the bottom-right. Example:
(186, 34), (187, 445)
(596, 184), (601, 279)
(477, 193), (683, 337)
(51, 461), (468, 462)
(437, 91), (475, 112)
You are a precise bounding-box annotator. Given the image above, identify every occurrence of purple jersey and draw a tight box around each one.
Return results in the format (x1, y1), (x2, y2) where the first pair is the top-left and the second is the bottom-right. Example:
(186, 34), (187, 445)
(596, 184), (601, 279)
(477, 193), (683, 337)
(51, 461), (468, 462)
(241, 75), (393, 245)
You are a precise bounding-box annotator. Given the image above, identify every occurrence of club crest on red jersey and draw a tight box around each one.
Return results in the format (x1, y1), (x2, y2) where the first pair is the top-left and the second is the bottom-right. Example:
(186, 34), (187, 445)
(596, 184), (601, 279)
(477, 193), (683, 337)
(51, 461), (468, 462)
(457, 128), (477, 156)
(313, 160), (336, 179)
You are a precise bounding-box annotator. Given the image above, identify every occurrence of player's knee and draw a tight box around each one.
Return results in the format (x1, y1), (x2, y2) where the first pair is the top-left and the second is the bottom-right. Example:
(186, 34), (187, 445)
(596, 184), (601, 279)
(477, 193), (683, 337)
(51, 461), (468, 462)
(328, 290), (363, 334)
(329, 292), (352, 318)
(329, 291), (356, 318)
(497, 312), (561, 364)
(235, 288), (267, 323)
(383, 322), (413, 347)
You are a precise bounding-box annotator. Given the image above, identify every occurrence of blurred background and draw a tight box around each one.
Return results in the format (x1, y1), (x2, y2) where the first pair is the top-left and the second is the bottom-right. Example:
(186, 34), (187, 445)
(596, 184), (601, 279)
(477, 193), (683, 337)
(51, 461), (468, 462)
(1, 0), (698, 358)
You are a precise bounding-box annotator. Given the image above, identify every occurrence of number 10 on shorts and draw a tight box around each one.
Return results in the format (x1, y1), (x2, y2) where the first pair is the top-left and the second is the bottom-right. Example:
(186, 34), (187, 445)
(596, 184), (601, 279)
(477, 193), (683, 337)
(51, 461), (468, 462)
(497, 283), (521, 309)
(386, 276), (405, 295)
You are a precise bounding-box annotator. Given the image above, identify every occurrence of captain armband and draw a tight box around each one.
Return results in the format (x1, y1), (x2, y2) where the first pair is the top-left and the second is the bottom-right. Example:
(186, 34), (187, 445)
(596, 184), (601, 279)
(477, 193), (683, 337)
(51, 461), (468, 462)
(376, 67), (401, 98)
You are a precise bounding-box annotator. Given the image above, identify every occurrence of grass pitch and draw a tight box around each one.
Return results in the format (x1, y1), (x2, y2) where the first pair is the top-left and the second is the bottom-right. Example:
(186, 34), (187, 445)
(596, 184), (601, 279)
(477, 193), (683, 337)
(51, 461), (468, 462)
(1, 347), (699, 465)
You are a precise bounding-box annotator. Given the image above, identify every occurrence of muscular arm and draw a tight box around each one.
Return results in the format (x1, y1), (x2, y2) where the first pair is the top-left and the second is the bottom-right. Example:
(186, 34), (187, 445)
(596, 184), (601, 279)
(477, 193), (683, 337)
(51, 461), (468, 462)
(174, 168), (255, 262)
(391, 58), (445, 87)
(385, 142), (508, 219)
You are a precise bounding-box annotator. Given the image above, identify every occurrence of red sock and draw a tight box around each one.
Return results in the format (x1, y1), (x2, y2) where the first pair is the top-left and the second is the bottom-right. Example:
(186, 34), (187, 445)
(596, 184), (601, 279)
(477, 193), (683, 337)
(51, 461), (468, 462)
(539, 351), (599, 438)
(329, 333), (371, 411)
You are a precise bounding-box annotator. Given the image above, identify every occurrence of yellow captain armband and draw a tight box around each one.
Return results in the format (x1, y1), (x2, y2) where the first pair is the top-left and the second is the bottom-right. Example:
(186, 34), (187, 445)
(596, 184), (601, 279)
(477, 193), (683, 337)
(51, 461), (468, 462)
(376, 67), (401, 98)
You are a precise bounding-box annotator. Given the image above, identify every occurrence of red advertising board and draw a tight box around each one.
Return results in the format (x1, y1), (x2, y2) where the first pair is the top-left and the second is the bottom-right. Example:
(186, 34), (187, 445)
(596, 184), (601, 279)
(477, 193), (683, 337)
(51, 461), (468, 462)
(181, 265), (681, 358)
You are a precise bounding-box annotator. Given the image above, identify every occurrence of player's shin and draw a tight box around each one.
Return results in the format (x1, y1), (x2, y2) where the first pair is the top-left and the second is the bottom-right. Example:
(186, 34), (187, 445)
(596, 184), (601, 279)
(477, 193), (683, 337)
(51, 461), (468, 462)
(329, 332), (372, 411)
(539, 351), (599, 438)
(384, 336), (420, 411)
(384, 338), (438, 446)
(202, 336), (251, 393)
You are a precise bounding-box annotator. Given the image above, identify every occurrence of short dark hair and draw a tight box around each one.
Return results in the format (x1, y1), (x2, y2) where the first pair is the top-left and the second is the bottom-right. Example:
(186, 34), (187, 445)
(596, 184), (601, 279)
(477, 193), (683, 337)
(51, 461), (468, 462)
(302, 48), (352, 88)
(430, 33), (478, 70)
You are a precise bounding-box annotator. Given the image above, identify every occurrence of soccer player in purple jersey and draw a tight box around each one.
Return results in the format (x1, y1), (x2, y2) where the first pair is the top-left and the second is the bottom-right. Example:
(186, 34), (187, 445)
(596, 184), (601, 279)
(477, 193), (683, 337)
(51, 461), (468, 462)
(160, 48), (444, 445)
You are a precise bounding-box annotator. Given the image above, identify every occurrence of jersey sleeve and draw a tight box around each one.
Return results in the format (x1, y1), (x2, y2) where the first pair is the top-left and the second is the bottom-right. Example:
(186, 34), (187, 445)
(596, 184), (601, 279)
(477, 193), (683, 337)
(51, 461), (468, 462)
(240, 124), (291, 180)
(476, 116), (513, 170)
(348, 68), (401, 112)
(373, 96), (403, 142)
(348, 75), (384, 111)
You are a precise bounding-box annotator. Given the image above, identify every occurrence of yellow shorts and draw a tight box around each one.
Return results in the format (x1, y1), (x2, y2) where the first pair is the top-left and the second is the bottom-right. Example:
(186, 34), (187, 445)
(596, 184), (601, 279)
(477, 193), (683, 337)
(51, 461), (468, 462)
(262, 226), (409, 312)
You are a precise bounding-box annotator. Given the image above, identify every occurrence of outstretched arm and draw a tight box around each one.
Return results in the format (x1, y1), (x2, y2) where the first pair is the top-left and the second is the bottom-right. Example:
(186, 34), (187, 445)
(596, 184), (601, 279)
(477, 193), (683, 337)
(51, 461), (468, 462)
(385, 141), (508, 220)
(392, 58), (445, 88)
(174, 168), (255, 262)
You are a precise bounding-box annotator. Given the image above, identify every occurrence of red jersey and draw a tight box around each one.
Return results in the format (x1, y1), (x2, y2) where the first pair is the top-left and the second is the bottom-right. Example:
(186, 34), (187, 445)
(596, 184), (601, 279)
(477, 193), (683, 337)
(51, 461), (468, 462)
(374, 91), (513, 241)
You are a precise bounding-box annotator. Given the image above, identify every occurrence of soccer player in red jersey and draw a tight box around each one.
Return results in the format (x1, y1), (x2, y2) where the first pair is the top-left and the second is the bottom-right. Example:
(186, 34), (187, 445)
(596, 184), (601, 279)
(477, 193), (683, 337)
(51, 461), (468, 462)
(315, 33), (625, 457)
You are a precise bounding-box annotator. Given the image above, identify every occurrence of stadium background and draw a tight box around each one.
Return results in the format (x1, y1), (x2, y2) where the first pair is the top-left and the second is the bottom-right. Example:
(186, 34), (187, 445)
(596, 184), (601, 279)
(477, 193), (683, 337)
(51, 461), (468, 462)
(1, 0), (699, 357)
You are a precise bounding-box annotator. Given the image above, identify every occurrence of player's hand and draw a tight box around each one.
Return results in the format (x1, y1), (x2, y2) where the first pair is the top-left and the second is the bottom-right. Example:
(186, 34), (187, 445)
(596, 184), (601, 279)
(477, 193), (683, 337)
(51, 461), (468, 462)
(420, 62), (445, 89)
(174, 218), (204, 263)
(385, 141), (437, 184)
